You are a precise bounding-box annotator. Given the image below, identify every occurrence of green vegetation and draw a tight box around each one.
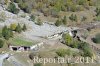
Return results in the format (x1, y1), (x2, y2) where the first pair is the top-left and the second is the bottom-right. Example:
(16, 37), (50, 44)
(56, 48), (67, 57)
(92, 33), (100, 44)
(11, 38), (34, 46)
(56, 48), (72, 57)
(35, 18), (43, 26)
(34, 63), (42, 66)
(55, 19), (62, 26)
(62, 33), (73, 46)
(2, 23), (27, 40)
(10, 23), (17, 31)
(69, 14), (77, 22)
(95, 7), (100, 21)
(0, 12), (6, 22)
(15, 23), (22, 33)
(62, 33), (93, 57)
(62, 16), (67, 25)
(95, 7), (100, 16)
(29, 15), (35, 22)
(95, 15), (100, 21)
(2, 26), (13, 40)
(0, 39), (4, 48)
(11, 0), (95, 16)
(81, 16), (87, 22)
(22, 24), (27, 31)
(55, 16), (67, 26)
(56, 48), (79, 57)
(18, 2), (31, 13)
(7, 2), (19, 14)
(79, 42), (93, 57)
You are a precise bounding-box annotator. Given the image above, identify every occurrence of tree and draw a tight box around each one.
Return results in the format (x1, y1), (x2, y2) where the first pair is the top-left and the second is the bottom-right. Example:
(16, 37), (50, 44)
(0, 39), (4, 48)
(2, 26), (12, 40)
(69, 14), (77, 22)
(74, 15), (77, 22)
(62, 16), (67, 25)
(2, 25), (7, 38)
(69, 14), (74, 22)
(15, 23), (22, 33)
(7, 2), (19, 14)
(8, 28), (13, 38)
(22, 24), (27, 31)
(55, 19), (62, 26)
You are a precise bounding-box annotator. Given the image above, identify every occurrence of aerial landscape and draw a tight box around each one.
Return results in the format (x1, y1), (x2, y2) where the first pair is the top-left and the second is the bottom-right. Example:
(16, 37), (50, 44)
(0, 0), (100, 66)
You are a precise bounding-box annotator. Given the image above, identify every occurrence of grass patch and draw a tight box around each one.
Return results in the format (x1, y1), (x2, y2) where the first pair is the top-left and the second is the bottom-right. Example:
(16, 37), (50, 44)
(10, 37), (37, 46)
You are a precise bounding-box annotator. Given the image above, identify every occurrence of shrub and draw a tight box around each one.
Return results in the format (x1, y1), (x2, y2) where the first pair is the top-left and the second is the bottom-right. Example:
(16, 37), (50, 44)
(0, 39), (4, 48)
(56, 48), (73, 57)
(77, 0), (87, 5)
(89, 0), (95, 6)
(79, 42), (93, 57)
(7, 2), (19, 14)
(70, 39), (80, 48)
(62, 33), (73, 46)
(29, 15), (35, 22)
(70, 4), (77, 12)
(18, 2), (31, 13)
(0, 12), (6, 22)
(56, 48), (67, 57)
(10, 23), (17, 31)
(92, 33), (100, 44)
(81, 16), (87, 22)
(35, 18), (43, 26)
(50, 8), (59, 18)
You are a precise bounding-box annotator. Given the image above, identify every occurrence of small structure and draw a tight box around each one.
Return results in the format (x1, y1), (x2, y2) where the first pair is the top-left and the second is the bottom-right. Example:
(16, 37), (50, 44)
(9, 42), (44, 51)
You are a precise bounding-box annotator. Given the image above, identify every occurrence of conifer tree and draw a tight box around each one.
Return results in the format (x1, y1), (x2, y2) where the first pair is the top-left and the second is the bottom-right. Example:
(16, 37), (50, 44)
(2, 26), (12, 40)
(62, 16), (67, 25)
(22, 24), (27, 31)
(15, 23), (22, 33)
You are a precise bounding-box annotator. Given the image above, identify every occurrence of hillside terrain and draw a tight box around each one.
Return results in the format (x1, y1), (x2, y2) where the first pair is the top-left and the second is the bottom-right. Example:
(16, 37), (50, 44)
(0, 0), (100, 66)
